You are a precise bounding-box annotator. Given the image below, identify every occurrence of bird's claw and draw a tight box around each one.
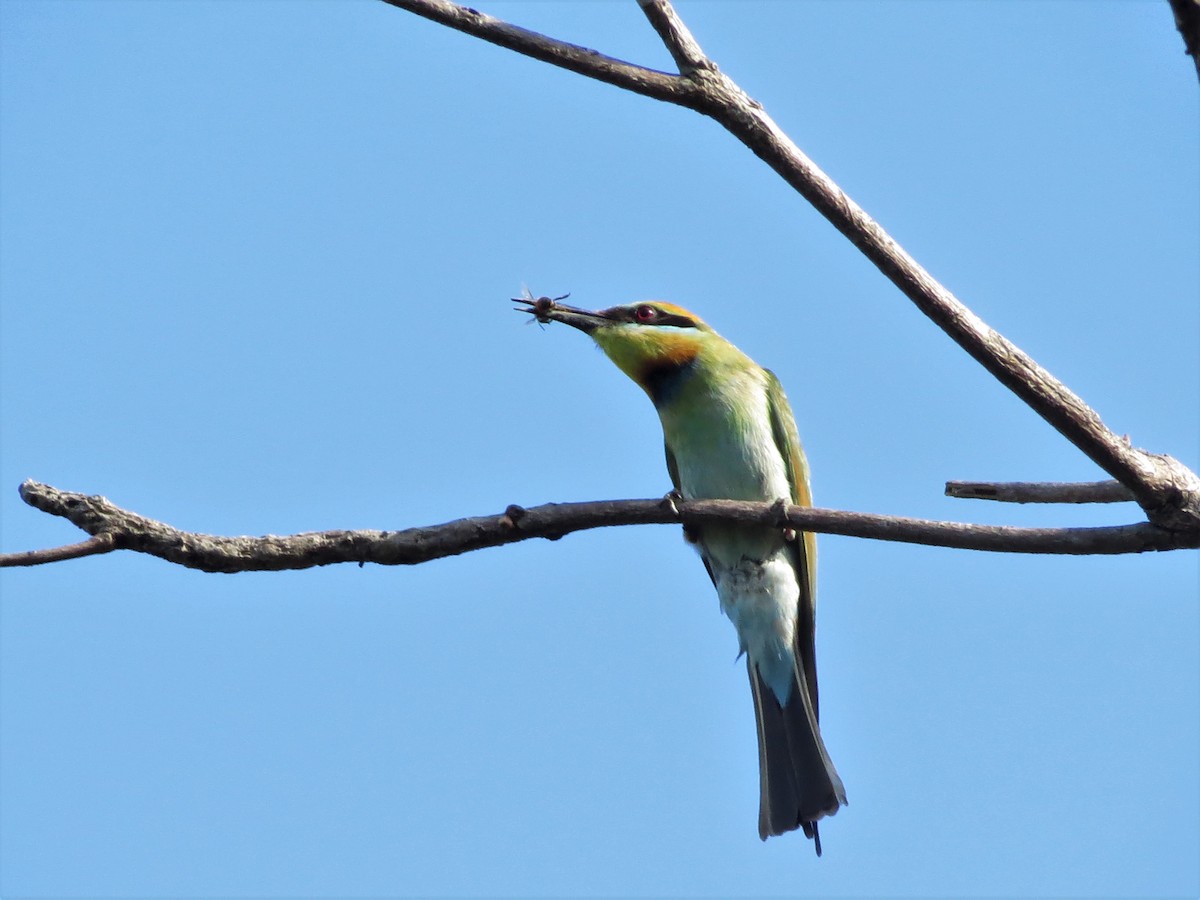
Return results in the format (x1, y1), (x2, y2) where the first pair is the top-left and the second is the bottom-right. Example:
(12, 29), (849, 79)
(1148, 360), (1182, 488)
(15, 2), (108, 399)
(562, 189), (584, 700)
(771, 498), (798, 542)
(662, 489), (684, 518)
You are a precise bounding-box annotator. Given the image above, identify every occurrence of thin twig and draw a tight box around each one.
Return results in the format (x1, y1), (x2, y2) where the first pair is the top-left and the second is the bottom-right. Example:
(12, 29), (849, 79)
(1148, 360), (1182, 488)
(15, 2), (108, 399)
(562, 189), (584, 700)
(0, 532), (117, 567)
(945, 480), (1137, 504)
(378, 0), (1200, 534)
(1, 481), (1193, 574)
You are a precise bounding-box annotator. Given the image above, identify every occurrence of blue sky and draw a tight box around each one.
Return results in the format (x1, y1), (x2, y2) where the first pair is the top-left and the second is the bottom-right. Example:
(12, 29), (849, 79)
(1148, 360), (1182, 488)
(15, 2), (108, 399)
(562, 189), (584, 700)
(1, 1), (1197, 895)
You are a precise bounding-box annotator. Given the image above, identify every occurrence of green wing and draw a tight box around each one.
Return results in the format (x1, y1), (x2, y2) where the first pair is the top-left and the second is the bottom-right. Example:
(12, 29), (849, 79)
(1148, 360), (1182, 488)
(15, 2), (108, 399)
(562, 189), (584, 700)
(664, 442), (682, 494)
(665, 440), (719, 587)
(765, 369), (821, 712)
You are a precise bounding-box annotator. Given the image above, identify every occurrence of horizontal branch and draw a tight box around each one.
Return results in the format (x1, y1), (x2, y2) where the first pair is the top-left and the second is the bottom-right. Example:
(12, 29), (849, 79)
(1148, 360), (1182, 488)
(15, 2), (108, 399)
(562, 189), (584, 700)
(945, 480), (1137, 504)
(2, 481), (1194, 574)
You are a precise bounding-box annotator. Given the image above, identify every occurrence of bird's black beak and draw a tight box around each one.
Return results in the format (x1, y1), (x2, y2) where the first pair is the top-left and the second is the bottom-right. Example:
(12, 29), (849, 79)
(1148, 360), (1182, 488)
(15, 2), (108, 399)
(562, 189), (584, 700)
(513, 293), (609, 334)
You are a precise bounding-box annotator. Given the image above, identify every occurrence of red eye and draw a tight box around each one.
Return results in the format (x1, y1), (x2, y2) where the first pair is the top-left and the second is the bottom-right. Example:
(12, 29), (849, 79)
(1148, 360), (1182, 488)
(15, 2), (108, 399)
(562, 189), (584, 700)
(635, 305), (656, 323)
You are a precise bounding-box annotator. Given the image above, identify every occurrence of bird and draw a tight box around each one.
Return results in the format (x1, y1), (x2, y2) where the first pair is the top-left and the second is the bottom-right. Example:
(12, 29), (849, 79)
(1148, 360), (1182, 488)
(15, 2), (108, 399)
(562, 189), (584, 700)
(515, 294), (846, 855)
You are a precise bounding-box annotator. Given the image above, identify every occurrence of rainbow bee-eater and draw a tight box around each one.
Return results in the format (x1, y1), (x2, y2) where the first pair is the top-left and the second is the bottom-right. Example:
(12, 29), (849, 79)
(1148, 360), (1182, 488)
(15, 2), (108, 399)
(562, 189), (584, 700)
(517, 294), (846, 854)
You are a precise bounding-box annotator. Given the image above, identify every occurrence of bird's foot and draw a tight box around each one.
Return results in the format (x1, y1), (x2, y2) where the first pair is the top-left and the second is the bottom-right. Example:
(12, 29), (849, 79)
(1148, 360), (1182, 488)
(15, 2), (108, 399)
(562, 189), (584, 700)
(661, 489), (684, 518)
(770, 498), (798, 542)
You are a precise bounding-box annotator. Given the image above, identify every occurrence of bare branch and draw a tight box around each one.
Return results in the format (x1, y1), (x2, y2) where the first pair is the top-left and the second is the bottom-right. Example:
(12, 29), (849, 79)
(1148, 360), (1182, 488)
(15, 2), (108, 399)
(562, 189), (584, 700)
(945, 480), (1137, 504)
(377, 0), (698, 106)
(2, 481), (1193, 574)
(637, 0), (710, 73)
(378, 0), (1200, 534)
(0, 532), (117, 567)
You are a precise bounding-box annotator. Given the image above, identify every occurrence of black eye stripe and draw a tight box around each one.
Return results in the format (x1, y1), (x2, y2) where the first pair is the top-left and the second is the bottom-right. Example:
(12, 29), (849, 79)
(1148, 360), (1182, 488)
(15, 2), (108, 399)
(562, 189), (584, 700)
(610, 306), (696, 328)
(655, 311), (697, 328)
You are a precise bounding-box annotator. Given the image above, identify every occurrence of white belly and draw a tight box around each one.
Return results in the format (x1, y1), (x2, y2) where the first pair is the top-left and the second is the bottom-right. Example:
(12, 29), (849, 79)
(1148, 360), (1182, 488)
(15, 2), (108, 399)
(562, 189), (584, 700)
(714, 551), (800, 702)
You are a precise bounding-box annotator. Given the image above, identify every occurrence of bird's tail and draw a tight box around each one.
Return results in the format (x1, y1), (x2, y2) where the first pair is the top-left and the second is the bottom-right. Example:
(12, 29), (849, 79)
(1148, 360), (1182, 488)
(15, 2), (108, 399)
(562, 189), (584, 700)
(748, 658), (846, 855)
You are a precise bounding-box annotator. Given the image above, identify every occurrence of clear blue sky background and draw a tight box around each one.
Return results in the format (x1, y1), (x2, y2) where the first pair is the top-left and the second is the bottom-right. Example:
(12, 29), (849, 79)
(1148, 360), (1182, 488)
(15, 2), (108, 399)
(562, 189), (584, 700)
(1, 1), (1197, 896)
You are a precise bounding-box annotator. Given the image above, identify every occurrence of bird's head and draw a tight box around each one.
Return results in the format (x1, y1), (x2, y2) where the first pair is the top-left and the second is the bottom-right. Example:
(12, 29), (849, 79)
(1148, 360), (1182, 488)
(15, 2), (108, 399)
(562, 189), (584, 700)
(516, 295), (720, 401)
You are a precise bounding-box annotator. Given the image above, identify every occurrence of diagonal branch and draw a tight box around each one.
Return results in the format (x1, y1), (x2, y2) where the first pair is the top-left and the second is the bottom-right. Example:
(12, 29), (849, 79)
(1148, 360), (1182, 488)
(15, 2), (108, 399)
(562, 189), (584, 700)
(378, 0), (698, 106)
(2, 481), (1194, 574)
(379, 0), (1200, 535)
(636, 0), (710, 73)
